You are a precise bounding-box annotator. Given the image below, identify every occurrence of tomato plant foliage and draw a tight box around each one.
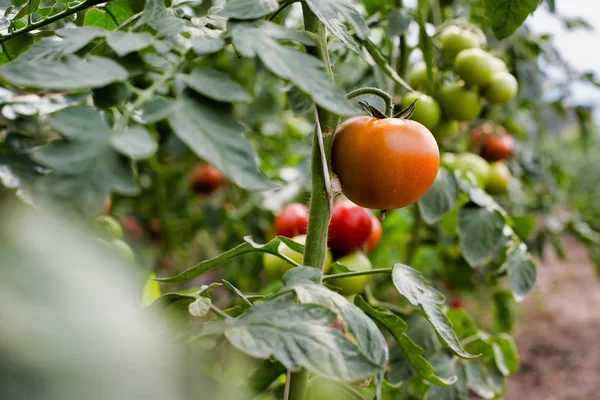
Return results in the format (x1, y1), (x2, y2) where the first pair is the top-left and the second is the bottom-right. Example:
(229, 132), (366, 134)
(0, 0), (595, 398)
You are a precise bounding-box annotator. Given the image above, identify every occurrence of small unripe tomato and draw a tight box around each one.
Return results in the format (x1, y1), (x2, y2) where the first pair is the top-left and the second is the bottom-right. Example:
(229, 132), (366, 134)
(263, 234), (333, 279)
(454, 48), (495, 86)
(94, 215), (124, 239)
(482, 134), (514, 162)
(401, 92), (441, 130)
(406, 62), (437, 90)
(490, 56), (508, 72)
(274, 203), (309, 238)
(453, 153), (491, 187)
(365, 213), (382, 252)
(328, 252), (373, 296)
(484, 72), (518, 104)
(328, 201), (372, 254)
(110, 239), (135, 263)
(190, 164), (224, 194)
(439, 26), (483, 63)
(331, 117), (439, 210)
(433, 120), (459, 141)
(485, 162), (511, 194)
(437, 82), (482, 121)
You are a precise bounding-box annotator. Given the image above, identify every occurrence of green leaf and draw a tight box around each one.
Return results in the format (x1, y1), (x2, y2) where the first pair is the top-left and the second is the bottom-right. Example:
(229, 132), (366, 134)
(33, 107), (136, 216)
(307, 376), (365, 400)
(230, 21), (356, 116)
(391, 264), (477, 359)
(446, 309), (478, 339)
(511, 215), (537, 241)
(363, 39), (413, 92)
(190, 37), (226, 55)
(457, 204), (505, 267)
(2, 34), (34, 61)
(106, 0), (135, 24)
(169, 92), (272, 190)
(247, 359), (286, 396)
(219, 0), (278, 19)
(155, 236), (304, 283)
(492, 290), (514, 333)
(135, 96), (174, 124)
(287, 85), (313, 116)
(504, 244), (536, 302)
(84, 8), (118, 30)
(418, 168), (459, 224)
(484, 0), (540, 39)
(181, 68), (251, 103)
(107, 31), (155, 56)
(493, 334), (519, 374)
(20, 27), (107, 62)
(387, 8), (411, 36)
(134, 0), (166, 28)
(463, 361), (495, 399)
(355, 296), (456, 386)
(0, 56), (128, 90)
(282, 266), (322, 286)
(224, 294), (384, 382)
(304, 0), (370, 54)
(291, 284), (389, 371)
(141, 273), (162, 307)
(416, 0), (433, 84)
(110, 125), (157, 160)
(426, 354), (468, 400)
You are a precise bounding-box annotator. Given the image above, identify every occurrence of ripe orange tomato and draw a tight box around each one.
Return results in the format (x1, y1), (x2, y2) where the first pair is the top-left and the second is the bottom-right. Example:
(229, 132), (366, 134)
(328, 201), (372, 254)
(190, 164), (224, 194)
(275, 203), (309, 238)
(482, 134), (514, 161)
(331, 117), (440, 210)
(365, 213), (382, 252)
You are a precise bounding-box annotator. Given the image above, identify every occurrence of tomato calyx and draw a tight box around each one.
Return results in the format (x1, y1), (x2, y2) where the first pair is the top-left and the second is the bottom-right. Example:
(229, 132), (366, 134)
(356, 99), (418, 121)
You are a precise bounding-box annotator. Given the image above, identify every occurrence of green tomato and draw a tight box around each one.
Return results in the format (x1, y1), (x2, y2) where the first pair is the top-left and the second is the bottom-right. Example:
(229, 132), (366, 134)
(401, 92), (441, 130)
(328, 252), (372, 296)
(93, 215), (123, 239)
(484, 72), (518, 104)
(485, 162), (511, 194)
(453, 153), (491, 187)
(453, 48), (495, 86)
(437, 82), (482, 121)
(439, 26), (482, 63)
(110, 239), (135, 263)
(263, 235), (333, 279)
(433, 120), (459, 141)
(406, 62), (437, 90)
(490, 56), (508, 72)
(441, 152), (457, 168)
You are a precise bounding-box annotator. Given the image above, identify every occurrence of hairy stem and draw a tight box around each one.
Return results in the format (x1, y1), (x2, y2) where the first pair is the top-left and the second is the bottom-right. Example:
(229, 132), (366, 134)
(346, 87), (393, 117)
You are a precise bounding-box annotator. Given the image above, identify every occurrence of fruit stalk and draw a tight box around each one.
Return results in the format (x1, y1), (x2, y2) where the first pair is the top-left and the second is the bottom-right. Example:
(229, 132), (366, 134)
(287, 5), (340, 400)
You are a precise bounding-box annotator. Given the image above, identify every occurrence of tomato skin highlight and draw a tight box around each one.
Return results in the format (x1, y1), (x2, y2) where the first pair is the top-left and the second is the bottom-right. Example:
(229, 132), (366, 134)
(365, 213), (382, 252)
(190, 164), (224, 194)
(331, 117), (440, 210)
(328, 201), (373, 254)
(275, 203), (309, 238)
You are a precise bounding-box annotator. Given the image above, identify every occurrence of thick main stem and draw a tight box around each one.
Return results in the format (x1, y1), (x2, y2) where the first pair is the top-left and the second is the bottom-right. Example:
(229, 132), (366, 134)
(287, 5), (340, 400)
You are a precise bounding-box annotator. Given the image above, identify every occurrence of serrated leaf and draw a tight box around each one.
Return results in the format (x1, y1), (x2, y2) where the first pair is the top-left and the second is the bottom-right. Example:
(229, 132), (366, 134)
(464, 362), (495, 399)
(224, 294), (383, 382)
(181, 68), (251, 103)
(426, 355), (467, 400)
(355, 296), (456, 386)
(418, 168), (458, 224)
(156, 236), (304, 283)
(0, 56), (128, 90)
(135, 96), (174, 124)
(169, 92), (272, 190)
(219, 0), (278, 19)
(190, 37), (225, 55)
(304, 0), (370, 54)
(291, 284), (388, 371)
(107, 31), (155, 56)
(392, 264), (477, 359)
(84, 8), (118, 30)
(457, 204), (505, 267)
(110, 125), (157, 160)
(32, 107), (136, 216)
(230, 21), (356, 116)
(504, 244), (536, 302)
(484, 0), (540, 39)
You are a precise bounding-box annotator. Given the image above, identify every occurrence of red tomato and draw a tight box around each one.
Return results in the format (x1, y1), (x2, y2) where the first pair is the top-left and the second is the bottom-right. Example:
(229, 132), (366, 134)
(328, 201), (372, 254)
(331, 117), (440, 210)
(274, 203), (309, 238)
(482, 134), (514, 162)
(365, 213), (382, 252)
(190, 164), (224, 194)
(450, 298), (465, 309)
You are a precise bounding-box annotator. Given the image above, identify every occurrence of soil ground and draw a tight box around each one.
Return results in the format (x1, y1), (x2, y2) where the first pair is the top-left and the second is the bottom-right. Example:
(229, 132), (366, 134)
(505, 236), (600, 400)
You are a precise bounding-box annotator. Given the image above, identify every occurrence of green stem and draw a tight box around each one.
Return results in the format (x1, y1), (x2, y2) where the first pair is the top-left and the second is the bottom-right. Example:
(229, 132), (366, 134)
(404, 205), (422, 265)
(346, 87), (393, 118)
(287, 5), (341, 400)
(0, 0), (108, 44)
(322, 268), (392, 282)
(210, 304), (231, 319)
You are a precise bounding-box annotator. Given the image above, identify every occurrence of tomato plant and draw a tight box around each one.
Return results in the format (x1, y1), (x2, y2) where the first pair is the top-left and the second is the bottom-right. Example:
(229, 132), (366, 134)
(1, 0), (596, 398)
